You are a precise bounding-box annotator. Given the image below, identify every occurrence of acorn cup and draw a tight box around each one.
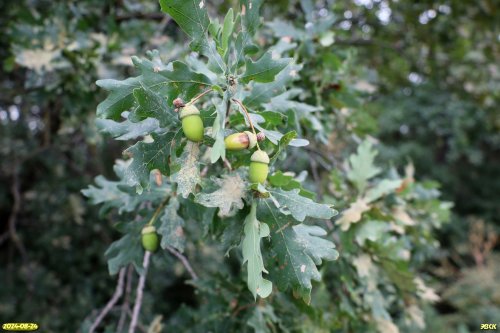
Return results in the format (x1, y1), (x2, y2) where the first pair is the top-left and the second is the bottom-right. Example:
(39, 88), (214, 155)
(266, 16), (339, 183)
(141, 225), (159, 252)
(249, 150), (270, 184)
(179, 104), (204, 142)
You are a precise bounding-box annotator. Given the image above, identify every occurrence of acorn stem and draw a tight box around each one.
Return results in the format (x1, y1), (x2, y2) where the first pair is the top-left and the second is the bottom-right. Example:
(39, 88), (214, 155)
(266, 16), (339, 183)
(187, 88), (214, 106)
(147, 196), (170, 226)
(231, 98), (261, 150)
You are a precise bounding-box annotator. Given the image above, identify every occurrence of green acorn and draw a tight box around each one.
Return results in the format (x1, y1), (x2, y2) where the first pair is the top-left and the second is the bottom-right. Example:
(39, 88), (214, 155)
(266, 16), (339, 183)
(141, 225), (159, 252)
(224, 131), (259, 150)
(249, 150), (270, 184)
(179, 104), (204, 142)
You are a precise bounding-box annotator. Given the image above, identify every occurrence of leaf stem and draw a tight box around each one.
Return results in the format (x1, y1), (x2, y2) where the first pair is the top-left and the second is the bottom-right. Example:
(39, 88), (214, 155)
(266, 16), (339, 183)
(166, 246), (199, 280)
(231, 98), (261, 150)
(187, 88), (214, 105)
(147, 196), (170, 226)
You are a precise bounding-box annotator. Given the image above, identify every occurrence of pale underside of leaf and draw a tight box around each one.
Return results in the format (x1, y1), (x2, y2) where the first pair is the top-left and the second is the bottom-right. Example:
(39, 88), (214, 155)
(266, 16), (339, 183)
(242, 202), (272, 299)
(196, 173), (246, 217)
(171, 141), (201, 198)
(158, 198), (186, 252)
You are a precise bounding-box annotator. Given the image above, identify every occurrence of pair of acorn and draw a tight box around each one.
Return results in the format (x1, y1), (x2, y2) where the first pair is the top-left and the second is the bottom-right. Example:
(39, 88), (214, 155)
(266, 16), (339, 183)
(141, 101), (270, 253)
(178, 102), (269, 184)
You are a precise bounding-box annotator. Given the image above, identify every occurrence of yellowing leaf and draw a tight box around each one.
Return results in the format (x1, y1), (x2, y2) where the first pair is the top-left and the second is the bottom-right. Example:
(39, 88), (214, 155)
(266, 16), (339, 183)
(414, 277), (440, 302)
(392, 206), (415, 226)
(375, 318), (400, 333)
(406, 304), (425, 329)
(16, 49), (60, 73)
(352, 254), (375, 279)
(336, 198), (370, 231)
(347, 140), (381, 192)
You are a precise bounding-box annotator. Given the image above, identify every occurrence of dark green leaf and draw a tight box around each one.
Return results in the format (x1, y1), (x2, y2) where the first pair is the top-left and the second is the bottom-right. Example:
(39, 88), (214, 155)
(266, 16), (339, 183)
(268, 171), (315, 199)
(124, 131), (180, 193)
(270, 131), (297, 163)
(240, 0), (263, 36)
(269, 188), (337, 222)
(244, 63), (302, 107)
(96, 117), (160, 141)
(130, 86), (179, 128)
(258, 200), (338, 303)
(82, 161), (169, 214)
(240, 52), (291, 83)
(159, 0), (210, 52)
(105, 231), (144, 275)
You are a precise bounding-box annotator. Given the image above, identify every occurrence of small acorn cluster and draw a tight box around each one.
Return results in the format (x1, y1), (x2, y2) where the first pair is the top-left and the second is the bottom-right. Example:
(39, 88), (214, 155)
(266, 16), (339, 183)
(141, 93), (270, 252)
(174, 94), (269, 185)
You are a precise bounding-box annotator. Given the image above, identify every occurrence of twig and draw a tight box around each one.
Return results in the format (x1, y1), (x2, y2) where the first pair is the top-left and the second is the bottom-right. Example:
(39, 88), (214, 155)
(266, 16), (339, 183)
(8, 171), (27, 261)
(200, 165), (209, 177)
(231, 99), (261, 150)
(310, 157), (323, 200)
(127, 308), (148, 333)
(129, 251), (152, 333)
(223, 158), (233, 171)
(153, 16), (171, 38)
(89, 268), (126, 333)
(225, 98), (231, 124)
(166, 246), (199, 280)
(117, 265), (134, 332)
(187, 88), (214, 105)
(232, 303), (257, 317)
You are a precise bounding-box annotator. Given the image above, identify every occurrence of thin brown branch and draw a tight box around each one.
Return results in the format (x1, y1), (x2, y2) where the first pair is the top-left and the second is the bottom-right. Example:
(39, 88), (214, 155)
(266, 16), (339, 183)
(166, 246), (199, 280)
(129, 251), (152, 333)
(8, 171), (27, 261)
(154, 16), (171, 38)
(310, 156), (323, 200)
(200, 165), (209, 177)
(117, 265), (134, 332)
(89, 268), (126, 333)
(232, 302), (257, 317)
(188, 88), (214, 105)
(225, 98), (231, 123)
(223, 158), (233, 171)
(126, 308), (147, 333)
